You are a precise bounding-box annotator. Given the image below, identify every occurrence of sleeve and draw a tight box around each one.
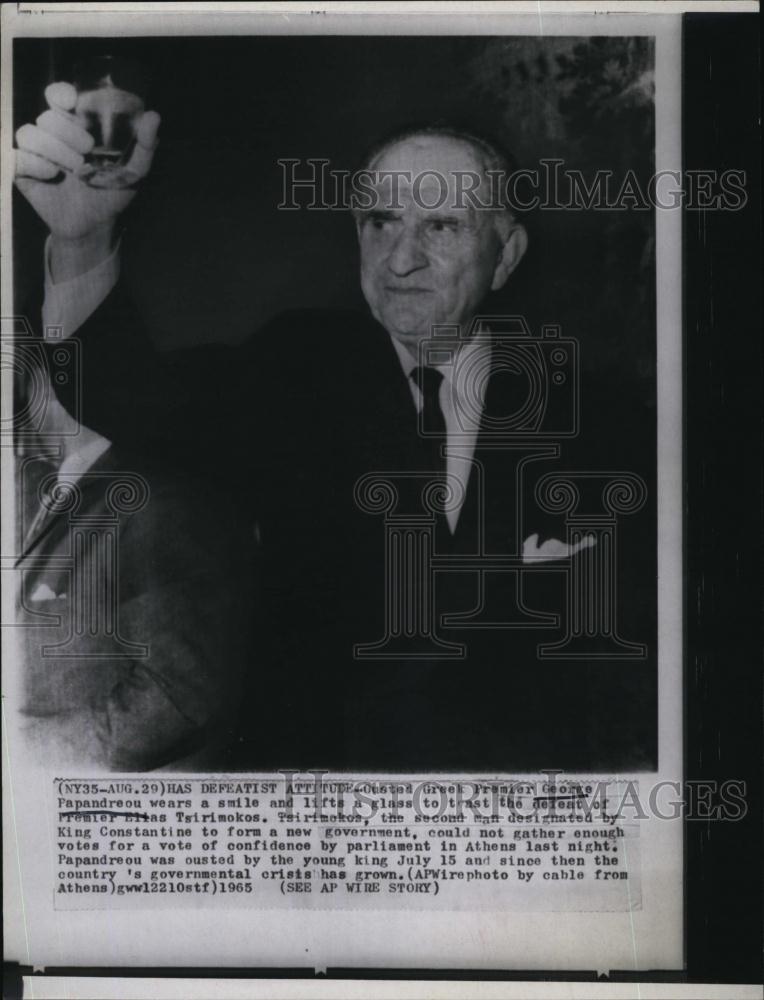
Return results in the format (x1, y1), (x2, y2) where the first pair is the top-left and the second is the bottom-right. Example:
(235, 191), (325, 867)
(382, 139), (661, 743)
(20, 478), (257, 771)
(41, 236), (121, 340)
(45, 278), (258, 486)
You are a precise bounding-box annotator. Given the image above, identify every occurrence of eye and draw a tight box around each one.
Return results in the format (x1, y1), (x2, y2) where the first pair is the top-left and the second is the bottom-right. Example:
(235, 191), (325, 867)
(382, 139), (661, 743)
(427, 219), (459, 235)
(365, 213), (399, 231)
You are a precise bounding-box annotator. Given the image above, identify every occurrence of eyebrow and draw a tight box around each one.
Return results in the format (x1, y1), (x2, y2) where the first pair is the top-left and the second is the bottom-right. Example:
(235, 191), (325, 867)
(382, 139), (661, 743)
(365, 209), (401, 221)
(363, 210), (466, 224)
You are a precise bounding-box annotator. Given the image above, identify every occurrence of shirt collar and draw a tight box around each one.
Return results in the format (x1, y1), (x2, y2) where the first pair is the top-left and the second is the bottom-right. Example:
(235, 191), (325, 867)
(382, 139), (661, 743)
(57, 436), (112, 486)
(388, 329), (491, 396)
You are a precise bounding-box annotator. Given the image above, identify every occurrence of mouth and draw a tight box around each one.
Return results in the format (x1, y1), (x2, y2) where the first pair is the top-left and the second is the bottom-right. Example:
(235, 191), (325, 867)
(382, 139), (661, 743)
(384, 286), (433, 295)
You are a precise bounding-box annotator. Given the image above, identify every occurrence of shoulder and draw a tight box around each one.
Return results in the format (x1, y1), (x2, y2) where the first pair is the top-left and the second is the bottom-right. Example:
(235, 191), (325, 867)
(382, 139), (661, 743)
(245, 308), (375, 363)
(236, 308), (383, 412)
(257, 307), (369, 336)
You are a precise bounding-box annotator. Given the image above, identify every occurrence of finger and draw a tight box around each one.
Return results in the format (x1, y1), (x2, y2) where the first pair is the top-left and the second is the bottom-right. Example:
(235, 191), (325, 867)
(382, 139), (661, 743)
(15, 123), (84, 172)
(14, 149), (61, 181)
(45, 81), (77, 113)
(136, 110), (161, 149)
(35, 108), (93, 155)
(126, 110), (161, 179)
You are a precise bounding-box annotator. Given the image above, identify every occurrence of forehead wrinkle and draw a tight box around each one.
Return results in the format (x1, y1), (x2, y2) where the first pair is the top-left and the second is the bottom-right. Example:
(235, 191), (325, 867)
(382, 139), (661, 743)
(366, 135), (505, 224)
(368, 135), (487, 178)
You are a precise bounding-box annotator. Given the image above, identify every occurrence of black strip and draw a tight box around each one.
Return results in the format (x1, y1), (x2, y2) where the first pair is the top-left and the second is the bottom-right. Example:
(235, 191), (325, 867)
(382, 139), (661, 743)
(683, 11), (763, 985)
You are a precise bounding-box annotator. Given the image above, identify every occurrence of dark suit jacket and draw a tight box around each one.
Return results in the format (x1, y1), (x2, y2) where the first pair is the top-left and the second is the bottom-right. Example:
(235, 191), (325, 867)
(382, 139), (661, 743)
(16, 447), (255, 771)
(55, 286), (656, 772)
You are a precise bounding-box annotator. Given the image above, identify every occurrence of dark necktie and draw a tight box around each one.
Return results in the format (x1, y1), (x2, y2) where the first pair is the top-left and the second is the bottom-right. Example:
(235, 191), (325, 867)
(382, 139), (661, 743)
(410, 364), (446, 441)
(410, 366), (449, 535)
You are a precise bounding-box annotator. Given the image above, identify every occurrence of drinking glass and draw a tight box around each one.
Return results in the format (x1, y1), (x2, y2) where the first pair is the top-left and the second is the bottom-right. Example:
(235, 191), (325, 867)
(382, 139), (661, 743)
(72, 55), (147, 189)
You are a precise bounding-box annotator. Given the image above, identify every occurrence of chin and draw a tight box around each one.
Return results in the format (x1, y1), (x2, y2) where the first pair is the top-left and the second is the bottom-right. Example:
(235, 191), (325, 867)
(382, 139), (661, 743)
(382, 310), (436, 341)
(390, 329), (428, 348)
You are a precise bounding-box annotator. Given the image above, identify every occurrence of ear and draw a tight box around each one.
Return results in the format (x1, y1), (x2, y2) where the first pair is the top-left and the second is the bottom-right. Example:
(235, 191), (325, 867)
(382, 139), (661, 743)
(491, 223), (528, 291)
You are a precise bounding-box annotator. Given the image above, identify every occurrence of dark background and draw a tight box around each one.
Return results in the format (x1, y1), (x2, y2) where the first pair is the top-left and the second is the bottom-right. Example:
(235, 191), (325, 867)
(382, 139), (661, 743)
(14, 34), (656, 379)
(683, 13), (762, 987)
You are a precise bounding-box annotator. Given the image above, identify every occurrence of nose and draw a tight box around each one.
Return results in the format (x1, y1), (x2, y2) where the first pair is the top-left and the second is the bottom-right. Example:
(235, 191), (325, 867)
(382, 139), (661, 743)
(387, 227), (428, 276)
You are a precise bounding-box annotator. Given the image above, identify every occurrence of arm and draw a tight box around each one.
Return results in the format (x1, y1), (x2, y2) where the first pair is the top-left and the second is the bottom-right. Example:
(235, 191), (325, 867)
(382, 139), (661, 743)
(15, 82), (159, 283)
(17, 82), (249, 475)
(47, 279), (246, 474)
(20, 476), (255, 771)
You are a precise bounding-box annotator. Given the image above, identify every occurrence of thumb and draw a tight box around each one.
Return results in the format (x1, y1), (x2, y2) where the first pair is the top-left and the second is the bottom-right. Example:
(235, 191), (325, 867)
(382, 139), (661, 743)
(45, 81), (77, 114)
(127, 110), (161, 179)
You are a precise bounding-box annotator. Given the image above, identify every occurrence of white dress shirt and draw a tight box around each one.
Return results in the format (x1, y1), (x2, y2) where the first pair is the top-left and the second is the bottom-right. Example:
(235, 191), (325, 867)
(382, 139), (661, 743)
(390, 334), (488, 533)
(41, 236), (120, 340)
(57, 435), (112, 486)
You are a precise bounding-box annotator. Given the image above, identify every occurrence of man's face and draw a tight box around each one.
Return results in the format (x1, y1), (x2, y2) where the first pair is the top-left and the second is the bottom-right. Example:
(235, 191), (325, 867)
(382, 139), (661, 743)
(357, 135), (513, 353)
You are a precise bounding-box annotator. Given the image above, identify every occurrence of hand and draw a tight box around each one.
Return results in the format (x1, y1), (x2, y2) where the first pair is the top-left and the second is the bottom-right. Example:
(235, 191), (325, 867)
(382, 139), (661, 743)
(522, 532), (596, 563)
(14, 82), (160, 263)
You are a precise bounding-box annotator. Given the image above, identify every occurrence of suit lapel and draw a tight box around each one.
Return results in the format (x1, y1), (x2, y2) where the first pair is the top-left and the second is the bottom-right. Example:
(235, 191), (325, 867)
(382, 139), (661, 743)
(19, 492), (67, 564)
(352, 315), (419, 465)
(17, 449), (119, 566)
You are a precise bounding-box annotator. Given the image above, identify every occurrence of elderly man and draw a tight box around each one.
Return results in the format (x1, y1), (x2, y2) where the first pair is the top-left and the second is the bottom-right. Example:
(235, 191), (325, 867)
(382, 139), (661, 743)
(14, 83), (652, 771)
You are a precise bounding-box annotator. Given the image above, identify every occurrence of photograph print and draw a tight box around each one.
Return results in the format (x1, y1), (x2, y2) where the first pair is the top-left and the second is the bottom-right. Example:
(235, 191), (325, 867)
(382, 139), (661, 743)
(10, 32), (659, 774)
